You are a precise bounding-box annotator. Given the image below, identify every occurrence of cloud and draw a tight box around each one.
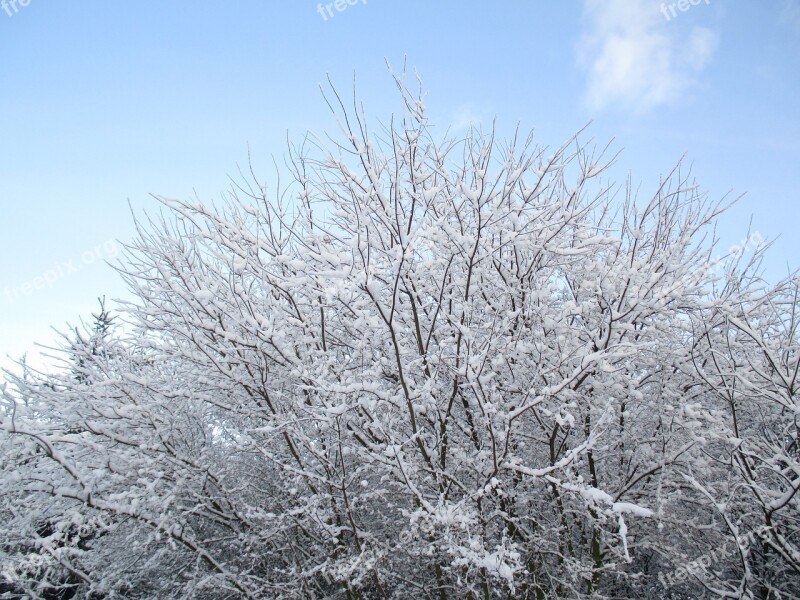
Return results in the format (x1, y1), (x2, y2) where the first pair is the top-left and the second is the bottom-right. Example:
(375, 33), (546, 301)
(451, 104), (483, 131)
(577, 0), (718, 114)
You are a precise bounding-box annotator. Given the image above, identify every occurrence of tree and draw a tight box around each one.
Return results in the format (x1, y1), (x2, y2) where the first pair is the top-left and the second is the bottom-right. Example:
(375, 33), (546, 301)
(1, 75), (797, 599)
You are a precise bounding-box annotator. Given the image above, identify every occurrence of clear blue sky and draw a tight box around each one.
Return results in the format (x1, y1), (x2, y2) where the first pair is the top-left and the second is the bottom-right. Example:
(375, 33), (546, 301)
(1, 0), (798, 371)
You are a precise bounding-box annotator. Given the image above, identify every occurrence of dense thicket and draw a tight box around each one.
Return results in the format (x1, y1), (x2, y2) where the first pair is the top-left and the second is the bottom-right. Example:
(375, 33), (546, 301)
(2, 79), (798, 599)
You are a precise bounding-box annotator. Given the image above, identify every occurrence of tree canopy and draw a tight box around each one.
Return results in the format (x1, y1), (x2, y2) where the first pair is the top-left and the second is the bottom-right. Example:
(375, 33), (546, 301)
(2, 77), (798, 599)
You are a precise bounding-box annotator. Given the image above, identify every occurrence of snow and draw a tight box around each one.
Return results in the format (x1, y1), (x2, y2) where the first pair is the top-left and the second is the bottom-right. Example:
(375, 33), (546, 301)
(194, 289), (215, 302)
(612, 502), (654, 518)
(2, 86), (794, 599)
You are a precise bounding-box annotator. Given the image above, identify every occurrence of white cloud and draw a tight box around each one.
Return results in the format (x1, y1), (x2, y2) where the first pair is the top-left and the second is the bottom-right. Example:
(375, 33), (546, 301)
(578, 0), (718, 114)
(684, 27), (717, 70)
(451, 104), (483, 131)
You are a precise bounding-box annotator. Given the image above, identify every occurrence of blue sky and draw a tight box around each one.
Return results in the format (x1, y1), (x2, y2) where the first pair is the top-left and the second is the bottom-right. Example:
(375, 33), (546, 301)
(1, 0), (799, 371)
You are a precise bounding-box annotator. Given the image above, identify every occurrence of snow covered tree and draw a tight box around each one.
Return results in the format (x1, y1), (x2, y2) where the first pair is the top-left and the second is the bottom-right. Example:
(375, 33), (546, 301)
(1, 75), (796, 599)
(672, 272), (800, 598)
